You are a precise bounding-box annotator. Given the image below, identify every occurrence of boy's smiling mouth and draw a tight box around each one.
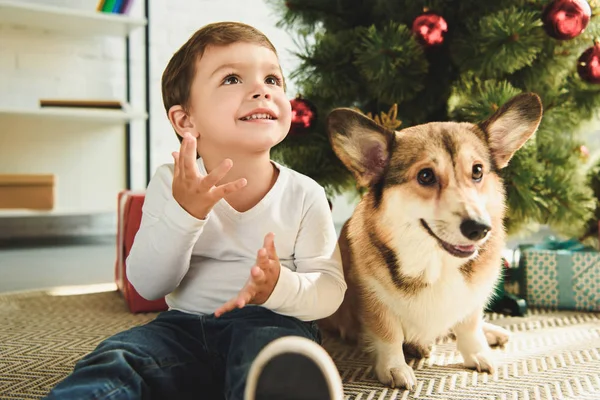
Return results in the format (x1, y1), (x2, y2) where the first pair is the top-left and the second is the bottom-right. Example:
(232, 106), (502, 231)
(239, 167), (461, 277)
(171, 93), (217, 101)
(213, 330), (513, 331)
(240, 108), (277, 121)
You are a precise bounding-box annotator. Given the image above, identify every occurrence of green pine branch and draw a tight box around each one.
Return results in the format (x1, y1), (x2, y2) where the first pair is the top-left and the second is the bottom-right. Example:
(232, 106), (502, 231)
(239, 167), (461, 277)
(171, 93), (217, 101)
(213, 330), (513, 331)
(355, 22), (428, 104)
(452, 7), (545, 78)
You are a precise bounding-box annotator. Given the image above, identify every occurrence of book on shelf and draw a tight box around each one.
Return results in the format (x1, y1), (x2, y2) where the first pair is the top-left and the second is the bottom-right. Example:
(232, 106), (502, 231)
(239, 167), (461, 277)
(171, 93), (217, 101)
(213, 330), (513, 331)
(96, 0), (134, 14)
(39, 99), (125, 110)
(112, 0), (125, 13)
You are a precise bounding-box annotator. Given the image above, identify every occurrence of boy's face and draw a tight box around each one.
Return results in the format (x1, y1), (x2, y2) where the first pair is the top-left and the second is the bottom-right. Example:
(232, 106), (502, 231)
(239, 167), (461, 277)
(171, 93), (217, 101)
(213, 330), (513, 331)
(187, 42), (292, 156)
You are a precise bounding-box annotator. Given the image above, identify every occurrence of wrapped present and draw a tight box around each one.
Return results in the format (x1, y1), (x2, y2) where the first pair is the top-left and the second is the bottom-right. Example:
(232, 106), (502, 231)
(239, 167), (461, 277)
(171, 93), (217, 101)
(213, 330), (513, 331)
(115, 190), (168, 313)
(487, 258), (528, 316)
(510, 238), (599, 311)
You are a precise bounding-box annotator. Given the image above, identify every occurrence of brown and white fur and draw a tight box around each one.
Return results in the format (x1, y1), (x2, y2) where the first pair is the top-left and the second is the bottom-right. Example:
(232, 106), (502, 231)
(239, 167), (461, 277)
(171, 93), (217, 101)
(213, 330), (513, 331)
(319, 93), (543, 389)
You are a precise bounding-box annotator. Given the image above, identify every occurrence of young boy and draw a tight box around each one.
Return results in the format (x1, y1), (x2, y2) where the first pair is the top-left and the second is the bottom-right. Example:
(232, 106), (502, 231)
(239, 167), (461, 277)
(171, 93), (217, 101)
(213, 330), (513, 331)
(43, 21), (346, 400)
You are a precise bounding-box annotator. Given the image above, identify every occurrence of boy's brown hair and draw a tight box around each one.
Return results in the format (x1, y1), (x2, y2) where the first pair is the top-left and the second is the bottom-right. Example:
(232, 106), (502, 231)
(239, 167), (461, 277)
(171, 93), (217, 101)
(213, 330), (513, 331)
(161, 22), (283, 142)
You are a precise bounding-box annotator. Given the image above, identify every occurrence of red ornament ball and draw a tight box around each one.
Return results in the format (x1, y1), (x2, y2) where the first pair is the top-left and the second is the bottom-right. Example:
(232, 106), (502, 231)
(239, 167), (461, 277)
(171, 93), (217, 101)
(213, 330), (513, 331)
(289, 95), (316, 135)
(577, 43), (600, 84)
(411, 12), (448, 47)
(580, 145), (590, 160)
(542, 0), (591, 40)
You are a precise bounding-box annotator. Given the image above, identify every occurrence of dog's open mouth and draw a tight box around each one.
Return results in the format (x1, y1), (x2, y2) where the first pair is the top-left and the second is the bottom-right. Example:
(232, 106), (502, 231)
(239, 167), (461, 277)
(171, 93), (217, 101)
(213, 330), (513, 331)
(420, 220), (476, 258)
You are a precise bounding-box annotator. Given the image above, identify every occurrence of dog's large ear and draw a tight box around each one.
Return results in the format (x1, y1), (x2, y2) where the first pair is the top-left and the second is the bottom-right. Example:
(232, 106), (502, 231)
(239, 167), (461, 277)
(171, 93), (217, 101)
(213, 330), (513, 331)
(327, 108), (395, 187)
(479, 92), (543, 169)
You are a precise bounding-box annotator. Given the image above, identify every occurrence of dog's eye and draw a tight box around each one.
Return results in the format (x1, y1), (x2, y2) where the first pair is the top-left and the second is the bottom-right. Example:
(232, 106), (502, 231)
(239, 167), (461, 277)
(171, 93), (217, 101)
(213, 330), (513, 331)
(472, 164), (483, 181)
(417, 168), (436, 186)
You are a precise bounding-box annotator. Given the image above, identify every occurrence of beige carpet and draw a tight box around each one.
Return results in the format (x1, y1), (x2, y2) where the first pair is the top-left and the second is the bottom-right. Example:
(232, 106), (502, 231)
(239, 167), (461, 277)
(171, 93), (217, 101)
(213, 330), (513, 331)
(0, 289), (599, 400)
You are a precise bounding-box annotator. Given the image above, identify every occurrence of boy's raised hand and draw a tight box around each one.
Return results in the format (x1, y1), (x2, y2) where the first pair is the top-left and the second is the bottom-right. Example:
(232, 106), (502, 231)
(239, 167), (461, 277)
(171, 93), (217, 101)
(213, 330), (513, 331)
(172, 133), (247, 220)
(214, 232), (281, 317)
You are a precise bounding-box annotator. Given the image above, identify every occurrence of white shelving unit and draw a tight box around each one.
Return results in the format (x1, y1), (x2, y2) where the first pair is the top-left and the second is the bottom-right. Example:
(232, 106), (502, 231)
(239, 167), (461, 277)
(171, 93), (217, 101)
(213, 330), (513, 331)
(0, 1), (148, 233)
(0, 208), (114, 217)
(0, 0), (148, 123)
(0, 0), (147, 37)
(0, 106), (147, 124)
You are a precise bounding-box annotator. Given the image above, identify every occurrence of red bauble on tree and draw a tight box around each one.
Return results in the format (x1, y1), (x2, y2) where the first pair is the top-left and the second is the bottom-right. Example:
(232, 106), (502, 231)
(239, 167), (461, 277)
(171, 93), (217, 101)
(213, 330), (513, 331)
(289, 95), (316, 136)
(411, 11), (448, 47)
(579, 145), (591, 161)
(577, 42), (600, 84)
(542, 0), (591, 40)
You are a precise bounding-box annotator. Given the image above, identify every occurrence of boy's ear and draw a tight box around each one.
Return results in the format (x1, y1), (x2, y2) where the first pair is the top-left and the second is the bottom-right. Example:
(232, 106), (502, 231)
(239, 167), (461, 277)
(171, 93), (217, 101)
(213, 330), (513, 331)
(478, 93), (543, 169)
(326, 108), (395, 188)
(168, 105), (197, 139)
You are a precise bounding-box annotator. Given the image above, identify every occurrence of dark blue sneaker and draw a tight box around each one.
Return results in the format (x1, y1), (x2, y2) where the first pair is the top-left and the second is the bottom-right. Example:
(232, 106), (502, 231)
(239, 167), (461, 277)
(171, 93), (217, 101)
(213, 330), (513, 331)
(245, 336), (343, 400)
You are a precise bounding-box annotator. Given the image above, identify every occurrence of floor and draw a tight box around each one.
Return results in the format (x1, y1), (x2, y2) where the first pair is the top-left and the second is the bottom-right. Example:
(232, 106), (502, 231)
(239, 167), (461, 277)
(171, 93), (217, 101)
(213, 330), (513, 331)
(0, 235), (116, 293)
(5, 289), (599, 400)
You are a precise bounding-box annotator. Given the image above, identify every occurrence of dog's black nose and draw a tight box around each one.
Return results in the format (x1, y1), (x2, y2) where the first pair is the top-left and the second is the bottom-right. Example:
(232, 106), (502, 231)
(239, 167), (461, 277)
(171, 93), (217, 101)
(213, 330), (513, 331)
(460, 219), (491, 241)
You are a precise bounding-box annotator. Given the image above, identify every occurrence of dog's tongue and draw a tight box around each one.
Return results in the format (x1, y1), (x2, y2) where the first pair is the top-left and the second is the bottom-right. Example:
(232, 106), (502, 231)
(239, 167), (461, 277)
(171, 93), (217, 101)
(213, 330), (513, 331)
(455, 244), (475, 252)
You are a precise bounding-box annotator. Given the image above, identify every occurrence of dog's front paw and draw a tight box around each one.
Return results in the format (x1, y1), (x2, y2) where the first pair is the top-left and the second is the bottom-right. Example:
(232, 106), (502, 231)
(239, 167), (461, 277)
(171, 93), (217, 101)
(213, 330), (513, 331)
(482, 322), (511, 347)
(461, 350), (496, 374)
(456, 327), (497, 374)
(375, 360), (417, 390)
(403, 342), (432, 359)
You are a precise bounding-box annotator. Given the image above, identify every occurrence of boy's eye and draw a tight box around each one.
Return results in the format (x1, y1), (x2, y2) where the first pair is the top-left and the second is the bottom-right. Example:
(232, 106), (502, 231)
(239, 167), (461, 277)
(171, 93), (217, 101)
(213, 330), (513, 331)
(265, 75), (282, 86)
(223, 75), (240, 85)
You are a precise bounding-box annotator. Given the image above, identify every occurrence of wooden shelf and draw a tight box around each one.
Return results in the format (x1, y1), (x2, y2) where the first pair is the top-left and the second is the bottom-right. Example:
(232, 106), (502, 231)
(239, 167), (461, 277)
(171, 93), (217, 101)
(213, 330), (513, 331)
(0, 0), (147, 37)
(0, 209), (114, 218)
(0, 208), (117, 238)
(0, 106), (147, 123)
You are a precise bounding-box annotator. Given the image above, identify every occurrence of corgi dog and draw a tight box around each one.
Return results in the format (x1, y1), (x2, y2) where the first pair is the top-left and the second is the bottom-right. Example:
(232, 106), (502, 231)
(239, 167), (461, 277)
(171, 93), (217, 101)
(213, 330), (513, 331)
(319, 93), (543, 389)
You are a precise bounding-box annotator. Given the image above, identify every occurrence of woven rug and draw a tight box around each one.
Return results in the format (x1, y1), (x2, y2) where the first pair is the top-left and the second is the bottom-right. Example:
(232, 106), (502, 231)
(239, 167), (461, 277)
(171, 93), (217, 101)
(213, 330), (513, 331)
(0, 289), (599, 400)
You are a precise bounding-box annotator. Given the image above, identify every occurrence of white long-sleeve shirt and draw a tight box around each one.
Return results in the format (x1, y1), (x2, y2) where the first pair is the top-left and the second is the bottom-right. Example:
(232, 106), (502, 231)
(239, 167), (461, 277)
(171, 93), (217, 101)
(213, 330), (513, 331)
(126, 158), (346, 321)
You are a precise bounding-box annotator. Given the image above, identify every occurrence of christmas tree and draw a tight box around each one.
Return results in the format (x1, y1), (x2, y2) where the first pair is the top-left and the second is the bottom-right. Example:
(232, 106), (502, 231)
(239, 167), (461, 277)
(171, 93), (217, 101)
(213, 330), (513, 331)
(269, 0), (600, 237)
(583, 153), (600, 245)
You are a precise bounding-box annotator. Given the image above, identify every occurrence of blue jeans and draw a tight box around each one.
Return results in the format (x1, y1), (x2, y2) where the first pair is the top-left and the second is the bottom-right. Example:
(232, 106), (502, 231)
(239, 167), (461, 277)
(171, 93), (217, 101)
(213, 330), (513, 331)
(44, 306), (321, 400)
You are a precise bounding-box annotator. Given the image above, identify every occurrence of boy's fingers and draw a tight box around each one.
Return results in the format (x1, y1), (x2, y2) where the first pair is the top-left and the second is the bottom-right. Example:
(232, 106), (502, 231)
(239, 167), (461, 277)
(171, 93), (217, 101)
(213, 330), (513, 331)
(250, 265), (266, 283)
(234, 287), (253, 309)
(215, 292), (248, 317)
(214, 300), (235, 318)
(202, 159), (234, 189)
(182, 134), (198, 179)
(178, 139), (187, 179)
(172, 152), (180, 177)
(236, 297), (248, 308)
(256, 248), (269, 268)
(264, 233), (278, 260)
(214, 178), (247, 199)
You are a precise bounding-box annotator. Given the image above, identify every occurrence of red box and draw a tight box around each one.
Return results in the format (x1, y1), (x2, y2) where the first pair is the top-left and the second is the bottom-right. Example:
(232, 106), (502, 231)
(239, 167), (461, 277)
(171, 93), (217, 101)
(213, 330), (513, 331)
(115, 191), (168, 313)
